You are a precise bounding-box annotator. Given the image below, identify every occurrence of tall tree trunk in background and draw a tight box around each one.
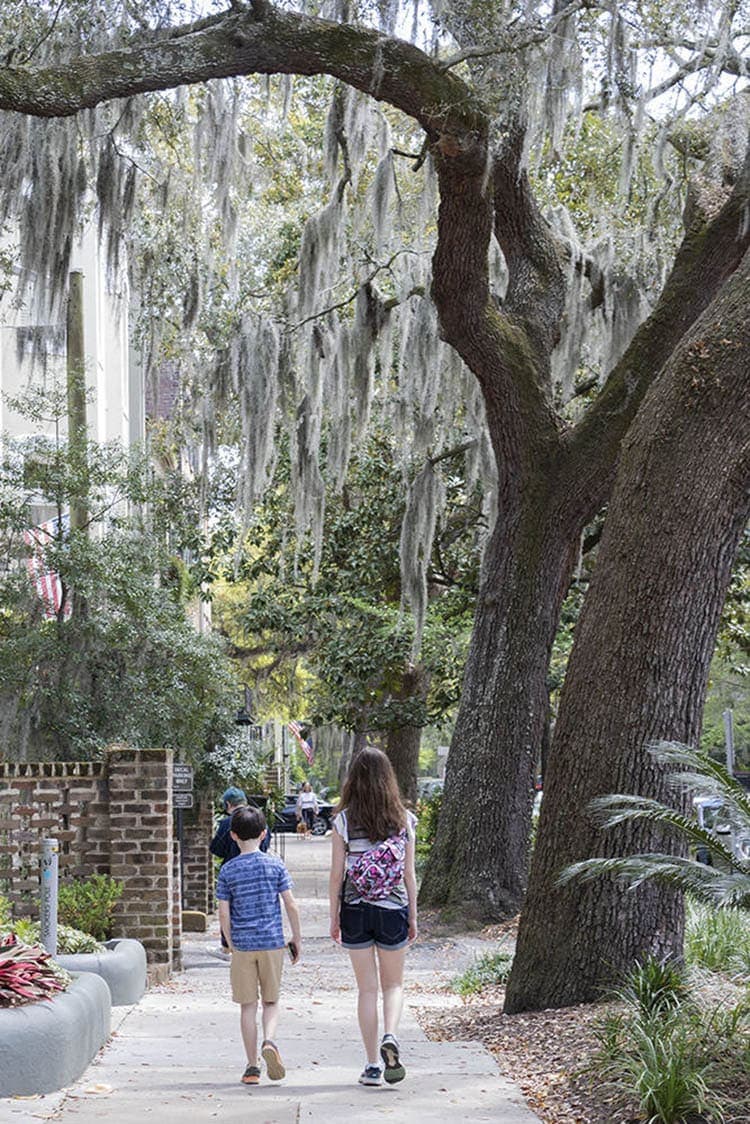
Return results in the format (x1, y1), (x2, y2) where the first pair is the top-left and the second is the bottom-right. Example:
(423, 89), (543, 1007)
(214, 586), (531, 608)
(66, 270), (88, 538)
(420, 497), (577, 917)
(384, 665), (429, 804)
(386, 724), (421, 805)
(506, 248), (750, 1013)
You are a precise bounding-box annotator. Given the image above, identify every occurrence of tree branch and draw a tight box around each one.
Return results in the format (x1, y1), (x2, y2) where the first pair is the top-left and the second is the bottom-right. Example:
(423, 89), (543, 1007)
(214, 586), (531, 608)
(0, 3), (487, 147)
(288, 250), (426, 331)
(437, 0), (594, 72)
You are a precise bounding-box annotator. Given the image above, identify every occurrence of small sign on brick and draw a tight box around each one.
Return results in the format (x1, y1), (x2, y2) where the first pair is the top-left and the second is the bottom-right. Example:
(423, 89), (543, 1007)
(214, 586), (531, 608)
(173, 791), (194, 809)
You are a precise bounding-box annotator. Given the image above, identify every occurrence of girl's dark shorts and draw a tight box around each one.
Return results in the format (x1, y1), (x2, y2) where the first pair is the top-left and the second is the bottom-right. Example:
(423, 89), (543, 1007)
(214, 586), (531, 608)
(339, 901), (409, 950)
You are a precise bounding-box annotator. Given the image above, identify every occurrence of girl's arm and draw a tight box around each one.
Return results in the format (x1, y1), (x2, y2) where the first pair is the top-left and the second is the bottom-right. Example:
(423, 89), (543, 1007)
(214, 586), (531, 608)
(404, 830), (418, 943)
(329, 827), (346, 942)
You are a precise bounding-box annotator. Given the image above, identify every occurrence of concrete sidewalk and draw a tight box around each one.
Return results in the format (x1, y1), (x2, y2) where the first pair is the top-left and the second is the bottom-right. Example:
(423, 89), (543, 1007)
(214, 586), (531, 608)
(0, 836), (540, 1123)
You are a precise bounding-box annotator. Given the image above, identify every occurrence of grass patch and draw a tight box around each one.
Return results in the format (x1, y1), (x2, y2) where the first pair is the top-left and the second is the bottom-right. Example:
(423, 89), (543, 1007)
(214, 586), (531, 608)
(591, 956), (750, 1123)
(451, 949), (513, 998)
(685, 899), (750, 978)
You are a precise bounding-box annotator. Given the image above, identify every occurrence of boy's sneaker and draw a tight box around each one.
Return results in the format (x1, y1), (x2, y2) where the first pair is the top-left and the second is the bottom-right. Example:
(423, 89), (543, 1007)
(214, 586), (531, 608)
(380, 1034), (406, 1083)
(358, 1064), (383, 1086)
(241, 1064), (260, 1085)
(261, 1039), (286, 1081)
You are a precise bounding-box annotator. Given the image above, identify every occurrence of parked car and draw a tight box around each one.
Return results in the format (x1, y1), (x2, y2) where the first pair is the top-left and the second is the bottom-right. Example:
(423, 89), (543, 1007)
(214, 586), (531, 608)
(418, 778), (443, 800)
(271, 793), (335, 835)
(694, 795), (750, 864)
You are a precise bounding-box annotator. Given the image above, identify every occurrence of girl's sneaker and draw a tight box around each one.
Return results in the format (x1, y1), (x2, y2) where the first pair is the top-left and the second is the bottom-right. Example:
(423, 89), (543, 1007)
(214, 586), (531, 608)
(358, 1064), (383, 1086)
(380, 1034), (406, 1083)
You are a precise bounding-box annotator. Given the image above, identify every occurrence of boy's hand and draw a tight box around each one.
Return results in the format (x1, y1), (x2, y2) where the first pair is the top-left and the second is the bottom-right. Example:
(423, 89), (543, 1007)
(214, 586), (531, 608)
(329, 918), (341, 943)
(288, 940), (302, 965)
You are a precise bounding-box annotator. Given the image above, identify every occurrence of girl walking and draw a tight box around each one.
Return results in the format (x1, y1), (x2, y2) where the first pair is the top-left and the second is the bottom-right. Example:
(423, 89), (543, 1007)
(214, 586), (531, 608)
(329, 746), (418, 1086)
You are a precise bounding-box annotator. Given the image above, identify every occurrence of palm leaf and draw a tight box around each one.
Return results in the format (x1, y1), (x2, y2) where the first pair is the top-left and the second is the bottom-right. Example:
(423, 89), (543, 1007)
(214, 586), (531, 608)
(588, 795), (745, 874)
(559, 854), (750, 908)
(559, 742), (750, 913)
(651, 742), (750, 825)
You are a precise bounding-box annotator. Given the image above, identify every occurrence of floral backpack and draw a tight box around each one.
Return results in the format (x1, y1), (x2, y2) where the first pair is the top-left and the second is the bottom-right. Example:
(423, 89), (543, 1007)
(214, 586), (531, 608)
(343, 815), (408, 902)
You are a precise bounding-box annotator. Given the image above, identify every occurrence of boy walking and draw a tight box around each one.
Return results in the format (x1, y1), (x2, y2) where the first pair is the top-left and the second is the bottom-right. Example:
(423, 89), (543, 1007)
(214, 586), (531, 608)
(216, 805), (302, 1085)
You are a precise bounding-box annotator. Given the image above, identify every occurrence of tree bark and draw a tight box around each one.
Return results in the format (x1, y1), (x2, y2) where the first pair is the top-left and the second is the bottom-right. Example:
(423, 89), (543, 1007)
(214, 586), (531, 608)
(386, 724), (421, 805)
(384, 664), (429, 804)
(506, 247), (750, 1012)
(419, 494), (577, 917)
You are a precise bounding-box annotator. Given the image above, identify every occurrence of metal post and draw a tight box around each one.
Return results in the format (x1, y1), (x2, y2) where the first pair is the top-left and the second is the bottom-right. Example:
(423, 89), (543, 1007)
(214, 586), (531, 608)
(177, 807), (185, 909)
(40, 838), (59, 957)
(723, 708), (735, 776)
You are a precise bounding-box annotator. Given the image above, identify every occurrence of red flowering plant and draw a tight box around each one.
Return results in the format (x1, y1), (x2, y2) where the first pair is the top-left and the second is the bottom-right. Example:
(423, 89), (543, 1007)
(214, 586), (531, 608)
(0, 932), (70, 1007)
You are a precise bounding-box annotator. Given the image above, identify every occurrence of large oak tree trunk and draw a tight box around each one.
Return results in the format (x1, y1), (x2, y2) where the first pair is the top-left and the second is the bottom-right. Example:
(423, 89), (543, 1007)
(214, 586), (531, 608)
(420, 498), (577, 918)
(506, 249), (750, 1012)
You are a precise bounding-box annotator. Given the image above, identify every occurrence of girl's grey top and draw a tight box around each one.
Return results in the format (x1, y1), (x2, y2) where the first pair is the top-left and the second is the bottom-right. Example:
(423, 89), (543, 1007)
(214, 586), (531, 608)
(334, 809), (416, 910)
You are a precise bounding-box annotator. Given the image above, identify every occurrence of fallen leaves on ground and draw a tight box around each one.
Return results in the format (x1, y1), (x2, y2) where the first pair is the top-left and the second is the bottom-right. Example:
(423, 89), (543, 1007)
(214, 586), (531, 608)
(417, 974), (750, 1124)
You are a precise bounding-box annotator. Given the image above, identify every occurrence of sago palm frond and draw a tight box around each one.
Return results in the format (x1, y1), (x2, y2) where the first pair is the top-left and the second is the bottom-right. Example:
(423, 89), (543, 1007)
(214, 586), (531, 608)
(559, 743), (750, 911)
(653, 742), (750, 826)
(587, 795), (744, 875)
(560, 853), (750, 909)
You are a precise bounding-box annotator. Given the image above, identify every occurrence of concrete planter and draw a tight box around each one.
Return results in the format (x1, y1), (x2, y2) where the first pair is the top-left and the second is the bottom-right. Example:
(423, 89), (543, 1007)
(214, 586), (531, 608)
(55, 938), (147, 1006)
(0, 971), (111, 1096)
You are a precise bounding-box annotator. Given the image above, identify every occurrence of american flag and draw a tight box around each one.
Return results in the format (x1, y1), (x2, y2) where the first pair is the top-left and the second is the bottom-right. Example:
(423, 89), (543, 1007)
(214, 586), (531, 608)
(22, 515), (71, 621)
(288, 721), (314, 765)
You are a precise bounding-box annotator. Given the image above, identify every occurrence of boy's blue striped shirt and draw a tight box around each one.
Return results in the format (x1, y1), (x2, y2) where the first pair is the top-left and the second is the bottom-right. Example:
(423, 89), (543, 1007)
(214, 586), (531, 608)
(216, 851), (292, 951)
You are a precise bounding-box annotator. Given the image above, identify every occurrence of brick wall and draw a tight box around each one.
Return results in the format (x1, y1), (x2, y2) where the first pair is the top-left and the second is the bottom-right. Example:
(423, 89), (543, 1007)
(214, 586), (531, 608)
(180, 792), (215, 915)
(0, 762), (108, 919)
(0, 748), (182, 978)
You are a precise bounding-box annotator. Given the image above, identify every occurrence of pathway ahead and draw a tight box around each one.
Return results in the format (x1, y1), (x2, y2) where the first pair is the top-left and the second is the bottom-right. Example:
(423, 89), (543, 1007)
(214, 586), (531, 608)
(0, 836), (539, 1123)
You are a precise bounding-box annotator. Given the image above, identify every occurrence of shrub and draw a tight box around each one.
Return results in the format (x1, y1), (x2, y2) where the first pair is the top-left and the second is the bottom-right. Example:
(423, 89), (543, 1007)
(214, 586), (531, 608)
(415, 791), (442, 876)
(6, 919), (104, 955)
(685, 898), (750, 978)
(58, 874), (123, 941)
(451, 949), (513, 998)
(613, 1013), (721, 1124)
(616, 956), (692, 1020)
(592, 956), (749, 1123)
(0, 892), (11, 929)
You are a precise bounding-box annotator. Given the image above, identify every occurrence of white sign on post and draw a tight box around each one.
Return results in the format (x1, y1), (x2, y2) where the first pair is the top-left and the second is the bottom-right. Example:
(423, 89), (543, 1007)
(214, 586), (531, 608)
(173, 764), (194, 791)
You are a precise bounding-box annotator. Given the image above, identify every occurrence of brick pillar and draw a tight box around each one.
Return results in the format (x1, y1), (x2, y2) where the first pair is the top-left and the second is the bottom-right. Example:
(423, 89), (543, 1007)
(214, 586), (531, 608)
(181, 790), (215, 914)
(107, 747), (175, 981)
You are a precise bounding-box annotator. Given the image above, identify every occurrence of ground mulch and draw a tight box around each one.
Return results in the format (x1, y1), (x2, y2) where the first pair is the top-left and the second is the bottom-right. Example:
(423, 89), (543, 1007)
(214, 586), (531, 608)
(415, 939), (750, 1124)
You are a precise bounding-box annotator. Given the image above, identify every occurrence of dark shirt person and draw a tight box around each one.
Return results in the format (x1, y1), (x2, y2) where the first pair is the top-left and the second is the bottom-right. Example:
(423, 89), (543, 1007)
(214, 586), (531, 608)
(209, 787), (270, 958)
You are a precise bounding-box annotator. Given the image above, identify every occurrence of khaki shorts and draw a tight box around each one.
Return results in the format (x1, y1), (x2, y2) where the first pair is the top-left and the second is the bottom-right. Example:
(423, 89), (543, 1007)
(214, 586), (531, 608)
(230, 948), (285, 1005)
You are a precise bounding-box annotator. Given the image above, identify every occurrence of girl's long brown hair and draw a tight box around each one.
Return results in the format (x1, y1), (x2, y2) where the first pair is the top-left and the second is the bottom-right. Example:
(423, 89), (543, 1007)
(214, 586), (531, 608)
(339, 746), (407, 841)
